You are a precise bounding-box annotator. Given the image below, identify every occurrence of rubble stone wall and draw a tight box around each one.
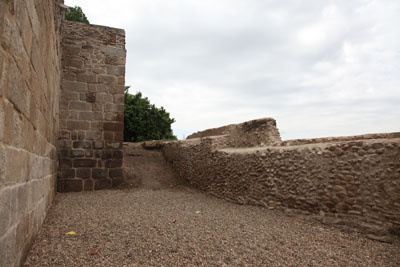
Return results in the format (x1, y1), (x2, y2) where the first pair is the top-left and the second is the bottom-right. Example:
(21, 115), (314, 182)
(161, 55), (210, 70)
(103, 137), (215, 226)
(162, 120), (400, 237)
(0, 0), (64, 266)
(57, 21), (126, 192)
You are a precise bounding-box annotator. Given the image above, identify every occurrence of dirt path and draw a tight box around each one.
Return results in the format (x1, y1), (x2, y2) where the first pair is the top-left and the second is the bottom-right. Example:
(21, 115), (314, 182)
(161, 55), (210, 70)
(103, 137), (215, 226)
(24, 144), (400, 266)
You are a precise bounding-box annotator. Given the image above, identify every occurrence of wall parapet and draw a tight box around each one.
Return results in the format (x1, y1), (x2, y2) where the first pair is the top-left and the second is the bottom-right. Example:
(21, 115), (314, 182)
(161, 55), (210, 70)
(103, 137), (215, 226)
(162, 119), (400, 240)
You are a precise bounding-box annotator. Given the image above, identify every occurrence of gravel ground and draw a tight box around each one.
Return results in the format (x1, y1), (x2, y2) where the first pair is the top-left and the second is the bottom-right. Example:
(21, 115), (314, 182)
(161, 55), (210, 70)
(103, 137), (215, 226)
(24, 186), (400, 267)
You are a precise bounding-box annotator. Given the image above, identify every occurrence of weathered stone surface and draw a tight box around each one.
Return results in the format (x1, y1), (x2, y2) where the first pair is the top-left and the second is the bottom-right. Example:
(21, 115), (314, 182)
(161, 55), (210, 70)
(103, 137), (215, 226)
(0, 188), (11, 235)
(0, 2), (63, 265)
(92, 168), (108, 179)
(94, 178), (112, 190)
(59, 158), (72, 168)
(162, 120), (400, 237)
(73, 141), (92, 149)
(97, 75), (116, 84)
(77, 168), (91, 178)
(83, 179), (94, 191)
(67, 121), (90, 131)
(0, 226), (16, 267)
(60, 179), (83, 192)
(69, 101), (91, 111)
(58, 21), (126, 193)
(106, 66), (125, 76)
(73, 159), (97, 168)
(104, 122), (124, 131)
(105, 159), (123, 168)
(101, 46), (126, 57)
(59, 169), (75, 178)
(62, 81), (87, 92)
(0, 145), (5, 185)
(93, 141), (104, 149)
(109, 168), (123, 178)
(77, 73), (96, 83)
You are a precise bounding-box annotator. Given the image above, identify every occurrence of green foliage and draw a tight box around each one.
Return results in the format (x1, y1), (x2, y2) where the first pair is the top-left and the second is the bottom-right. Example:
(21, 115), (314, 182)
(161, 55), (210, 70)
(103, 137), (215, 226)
(65, 6), (89, 24)
(124, 90), (177, 142)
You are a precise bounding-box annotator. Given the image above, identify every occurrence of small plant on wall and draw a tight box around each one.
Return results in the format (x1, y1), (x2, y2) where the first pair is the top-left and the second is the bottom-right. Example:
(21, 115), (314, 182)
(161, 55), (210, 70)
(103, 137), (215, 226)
(65, 6), (90, 24)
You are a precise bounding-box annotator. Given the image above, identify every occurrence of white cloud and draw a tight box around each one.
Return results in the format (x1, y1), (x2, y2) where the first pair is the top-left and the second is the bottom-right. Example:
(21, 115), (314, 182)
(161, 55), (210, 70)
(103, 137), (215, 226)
(65, 0), (400, 140)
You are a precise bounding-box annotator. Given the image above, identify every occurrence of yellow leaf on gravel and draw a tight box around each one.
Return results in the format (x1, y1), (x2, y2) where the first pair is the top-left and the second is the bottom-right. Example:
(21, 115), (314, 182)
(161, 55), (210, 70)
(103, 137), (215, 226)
(66, 231), (76, 235)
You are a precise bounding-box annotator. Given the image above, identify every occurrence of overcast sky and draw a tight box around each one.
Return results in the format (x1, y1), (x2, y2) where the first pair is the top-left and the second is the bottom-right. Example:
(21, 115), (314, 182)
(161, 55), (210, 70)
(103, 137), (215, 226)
(65, 0), (400, 140)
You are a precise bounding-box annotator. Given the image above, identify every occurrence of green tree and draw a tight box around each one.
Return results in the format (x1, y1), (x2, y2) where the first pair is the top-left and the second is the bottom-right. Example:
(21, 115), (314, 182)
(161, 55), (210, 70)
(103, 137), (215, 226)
(124, 90), (177, 142)
(65, 6), (89, 24)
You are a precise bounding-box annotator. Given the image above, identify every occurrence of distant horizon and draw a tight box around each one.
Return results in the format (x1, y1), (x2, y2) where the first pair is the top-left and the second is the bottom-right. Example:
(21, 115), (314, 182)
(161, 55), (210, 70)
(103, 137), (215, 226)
(66, 0), (400, 141)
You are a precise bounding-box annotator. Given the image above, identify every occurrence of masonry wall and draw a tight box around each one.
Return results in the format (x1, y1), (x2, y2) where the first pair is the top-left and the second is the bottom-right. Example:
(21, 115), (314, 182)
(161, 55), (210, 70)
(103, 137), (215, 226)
(0, 0), (64, 266)
(57, 21), (126, 192)
(162, 119), (400, 238)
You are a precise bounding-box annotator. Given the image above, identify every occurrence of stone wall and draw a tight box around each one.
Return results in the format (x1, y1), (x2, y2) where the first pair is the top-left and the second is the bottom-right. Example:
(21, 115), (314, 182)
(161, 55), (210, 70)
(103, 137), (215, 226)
(187, 118), (282, 147)
(187, 124), (233, 139)
(162, 119), (400, 238)
(0, 0), (64, 266)
(57, 21), (126, 192)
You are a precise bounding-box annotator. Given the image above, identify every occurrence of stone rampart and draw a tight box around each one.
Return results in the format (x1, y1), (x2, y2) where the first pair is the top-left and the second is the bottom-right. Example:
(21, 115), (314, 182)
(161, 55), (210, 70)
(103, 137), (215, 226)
(188, 118), (281, 147)
(187, 124), (233, 139)
(162, 119), (400, 238)
(57, 21), (126, 192)
(0, 0), (64, 265)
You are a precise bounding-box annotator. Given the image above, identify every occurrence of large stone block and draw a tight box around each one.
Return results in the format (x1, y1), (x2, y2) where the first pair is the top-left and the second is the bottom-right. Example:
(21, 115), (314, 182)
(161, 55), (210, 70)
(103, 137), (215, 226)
(94, 178), (112, 190)
(16, 184), (29, 220)
(114, 132), (123, 141)
(62, 45), (81, 57)
(73, 141), (92, 149)
(73, 159), (97, 168)
(101, 46), (126, 57)
(105, 142), (122, 149)
(58, 179), (83, 192)
(67, 120), (90, 131)
(105, 159), (122, 168)
(92, 168), (108, 179)
(77, 168), (91, 178)
(3, 102), (17, 146)
(7, 62), (29, 116)
(57, 139), (71, 149)
(62, 59), (83, 68)
(69, 101), (91, 111)
(59, 169), (76, 179)
(83, 179), (94, 191)
(85, 131), (102, 140)
(0, 226), (16, 267)
(113, 150), (123, 159)
(59, 158), (72, 169)
(113, 94), (124, 104)
(0, 188), (11, 235)
(79, 111), (103, 121)
(104, 103), (124, 113)
(109, 84), (125, 94)
(15, 214), (30, 263)
(61, 92), (79, 101)
(0, 145), (5, 185)
(97, 75), (116, 84)
(62, 81), (87, 92)
(109, 168), (123, 178)
(5, 147), (28, 184)
(103, 122), (123, 131)
(77, 73), (96, 83)
(106, 66), (125, 76)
